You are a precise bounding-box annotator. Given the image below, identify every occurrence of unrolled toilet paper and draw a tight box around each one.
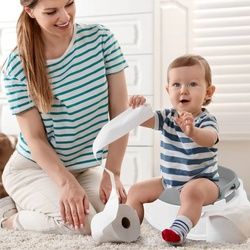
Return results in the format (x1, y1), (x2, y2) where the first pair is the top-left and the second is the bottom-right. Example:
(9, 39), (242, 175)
(91, 105), (154, 243)
(93, 104), (154, 158)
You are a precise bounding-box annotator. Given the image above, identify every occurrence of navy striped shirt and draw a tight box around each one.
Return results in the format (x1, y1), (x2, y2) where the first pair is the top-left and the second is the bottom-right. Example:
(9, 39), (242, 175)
(2, 24), (127, 171)
(154, 108), (219, 188)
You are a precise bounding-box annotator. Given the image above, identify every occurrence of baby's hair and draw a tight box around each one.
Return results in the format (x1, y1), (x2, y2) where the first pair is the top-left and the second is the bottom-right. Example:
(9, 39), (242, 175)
(167, 54), (212, 105)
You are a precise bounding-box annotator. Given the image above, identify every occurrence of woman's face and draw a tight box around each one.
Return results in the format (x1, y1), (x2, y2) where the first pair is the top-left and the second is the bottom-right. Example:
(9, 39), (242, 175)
(25, 0), (75, 39)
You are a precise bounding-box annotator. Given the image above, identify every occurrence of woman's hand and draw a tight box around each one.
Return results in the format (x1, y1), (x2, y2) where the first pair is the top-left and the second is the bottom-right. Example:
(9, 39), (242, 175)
(59, 177), (89, 230)
(99, 170), (127, 204)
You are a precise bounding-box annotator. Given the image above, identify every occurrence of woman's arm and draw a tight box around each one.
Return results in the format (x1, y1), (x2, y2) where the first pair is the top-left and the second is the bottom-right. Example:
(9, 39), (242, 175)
(16, 108), (89, 230)
(99, 70), (128, 204)
(17, 108), (71, 185)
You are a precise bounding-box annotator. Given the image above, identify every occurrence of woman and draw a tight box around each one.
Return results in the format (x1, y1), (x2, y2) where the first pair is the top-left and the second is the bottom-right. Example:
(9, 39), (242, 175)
(0, 0), (128, 235)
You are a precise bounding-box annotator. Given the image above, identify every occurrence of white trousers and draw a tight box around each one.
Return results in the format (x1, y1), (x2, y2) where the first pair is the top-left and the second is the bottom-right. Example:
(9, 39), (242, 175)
(2, 151), (104, 235)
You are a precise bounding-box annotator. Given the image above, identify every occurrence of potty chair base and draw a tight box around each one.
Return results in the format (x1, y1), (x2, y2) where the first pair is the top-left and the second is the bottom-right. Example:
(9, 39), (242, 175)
(206, 215), (247, 243)
(144, 166), (250, 241)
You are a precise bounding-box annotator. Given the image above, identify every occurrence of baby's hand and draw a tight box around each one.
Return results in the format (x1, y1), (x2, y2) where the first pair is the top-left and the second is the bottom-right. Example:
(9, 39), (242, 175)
(129, 95), (146, 109)
(174, 111), (194, 136)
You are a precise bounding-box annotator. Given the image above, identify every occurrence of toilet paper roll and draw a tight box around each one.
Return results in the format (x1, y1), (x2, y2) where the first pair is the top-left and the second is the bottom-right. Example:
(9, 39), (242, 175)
(90, 168), (140, 243)
(91, 204), (140, 243)
(91, 105), (153, 243)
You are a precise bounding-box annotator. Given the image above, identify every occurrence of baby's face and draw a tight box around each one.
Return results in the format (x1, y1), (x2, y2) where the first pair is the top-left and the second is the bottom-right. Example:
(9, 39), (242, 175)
(166, 64), (210, 117)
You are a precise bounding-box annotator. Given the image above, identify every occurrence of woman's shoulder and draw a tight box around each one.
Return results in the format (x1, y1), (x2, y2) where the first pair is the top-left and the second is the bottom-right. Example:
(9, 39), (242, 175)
(2, 48), (22, 75)
(75, 23), (113, 38)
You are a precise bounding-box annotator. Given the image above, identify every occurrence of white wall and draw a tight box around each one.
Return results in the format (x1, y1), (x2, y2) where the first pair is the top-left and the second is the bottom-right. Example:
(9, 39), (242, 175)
(217, 141), (250, 195)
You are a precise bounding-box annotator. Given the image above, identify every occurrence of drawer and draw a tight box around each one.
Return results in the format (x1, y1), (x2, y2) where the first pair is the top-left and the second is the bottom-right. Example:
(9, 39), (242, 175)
(76, 13), (153, 54)
(126, 55), (153, 96)
(128, 126), (153, 146)
(120, 147), (154, 189)
(75, 0), (153, 16)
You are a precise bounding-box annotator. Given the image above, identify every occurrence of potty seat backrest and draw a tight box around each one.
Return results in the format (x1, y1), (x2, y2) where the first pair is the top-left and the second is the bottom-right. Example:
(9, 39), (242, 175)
(159, 166), (240, 206)
(217, 166), (240, 203)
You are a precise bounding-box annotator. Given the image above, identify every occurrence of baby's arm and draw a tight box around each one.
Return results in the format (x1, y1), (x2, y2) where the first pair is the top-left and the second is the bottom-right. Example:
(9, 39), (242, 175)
(129, 95), (155, 128)
(189, 127), (218, 147)
(175, 111), (218, 147)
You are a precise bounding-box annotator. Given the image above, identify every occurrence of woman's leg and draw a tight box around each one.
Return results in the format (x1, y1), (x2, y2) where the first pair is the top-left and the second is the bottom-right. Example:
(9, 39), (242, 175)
(76, 167), (104, 214)
(126, 177), (164, 223)
(2, 151), (94, 235)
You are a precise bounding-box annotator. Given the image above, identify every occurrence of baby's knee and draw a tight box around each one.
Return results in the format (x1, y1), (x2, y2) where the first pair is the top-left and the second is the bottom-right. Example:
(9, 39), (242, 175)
(127, 183), (147, 205)
(180, 185), (204, 202)
(127, 184), (141, 198)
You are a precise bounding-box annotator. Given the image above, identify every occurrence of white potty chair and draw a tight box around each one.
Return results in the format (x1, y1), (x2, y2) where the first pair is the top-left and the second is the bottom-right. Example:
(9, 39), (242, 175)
(144, 166), (250, 241)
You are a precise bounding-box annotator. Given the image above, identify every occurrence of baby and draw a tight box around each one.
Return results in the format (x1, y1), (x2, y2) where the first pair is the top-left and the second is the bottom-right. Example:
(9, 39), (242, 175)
(127, 54), (219, 246)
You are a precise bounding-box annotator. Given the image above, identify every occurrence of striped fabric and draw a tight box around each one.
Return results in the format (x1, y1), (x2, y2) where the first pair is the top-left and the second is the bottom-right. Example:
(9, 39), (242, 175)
(2, 23), (127, 171)
(154, 108), (219, 188)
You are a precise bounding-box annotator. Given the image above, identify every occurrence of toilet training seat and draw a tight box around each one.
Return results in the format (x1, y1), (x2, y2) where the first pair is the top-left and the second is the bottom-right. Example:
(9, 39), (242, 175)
(144, 166), (250, 240)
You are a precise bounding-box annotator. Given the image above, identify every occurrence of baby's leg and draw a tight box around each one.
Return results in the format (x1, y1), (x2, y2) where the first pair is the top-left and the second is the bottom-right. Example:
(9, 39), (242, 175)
(162, 178), (219, 245)
(179, 178), (219, 225)
(126, 177), (163, 223)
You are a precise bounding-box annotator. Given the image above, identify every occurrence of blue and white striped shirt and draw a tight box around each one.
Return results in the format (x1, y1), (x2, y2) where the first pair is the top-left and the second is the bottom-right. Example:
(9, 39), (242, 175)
(154, 108), (219, 188)
(2, 23), (127, 171)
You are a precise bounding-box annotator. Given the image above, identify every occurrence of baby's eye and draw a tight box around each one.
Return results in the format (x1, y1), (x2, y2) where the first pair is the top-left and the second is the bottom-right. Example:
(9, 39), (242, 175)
(172, 82), (181, 88)
(189, 81), (198, 87)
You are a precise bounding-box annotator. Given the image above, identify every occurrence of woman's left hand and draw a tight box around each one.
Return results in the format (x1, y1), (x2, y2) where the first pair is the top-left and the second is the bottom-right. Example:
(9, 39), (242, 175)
(99, 170), (127, 204)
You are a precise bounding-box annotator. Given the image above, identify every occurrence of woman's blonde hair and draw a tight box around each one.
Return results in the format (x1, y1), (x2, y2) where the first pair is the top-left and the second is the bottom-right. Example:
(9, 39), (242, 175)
(167, 54), (212, 105)
(17, 0), (52, 113)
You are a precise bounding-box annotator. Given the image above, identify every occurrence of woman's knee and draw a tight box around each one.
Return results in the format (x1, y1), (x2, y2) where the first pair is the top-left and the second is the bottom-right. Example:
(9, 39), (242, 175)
(13, 209), (95, 235)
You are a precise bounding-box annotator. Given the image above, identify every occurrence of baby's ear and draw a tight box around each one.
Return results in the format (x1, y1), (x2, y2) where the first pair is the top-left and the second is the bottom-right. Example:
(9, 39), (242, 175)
(206, 85), (215, 99)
